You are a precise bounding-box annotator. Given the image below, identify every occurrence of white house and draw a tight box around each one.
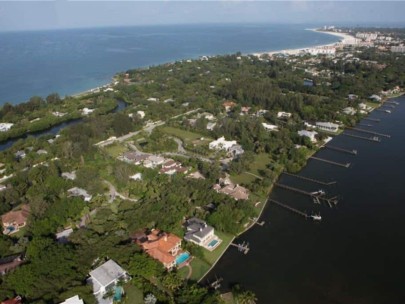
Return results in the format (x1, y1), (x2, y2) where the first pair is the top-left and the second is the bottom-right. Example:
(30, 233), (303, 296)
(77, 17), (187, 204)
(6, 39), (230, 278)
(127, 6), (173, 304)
(298, 130), (318, 142)
(184, 218), (222, 251)
(89, 259), (129, 296)
(206, 122), (217, 131)
(147, 97), (159, 102)
(369, 94), (382, 102)
(137, 111), (145, 119)
(67, 187), (92, 202)
(262, 123), (279, 131)
(0, 123), (14, 132)
(60, 295), (84, 304)
(129, 173), (142, 181)
(315, 122), (339, 133)
(343, 107), (357, 115)
(209, 137), (237, 151)
(277, 111), (292, 119)
(81, 108), (94, 115)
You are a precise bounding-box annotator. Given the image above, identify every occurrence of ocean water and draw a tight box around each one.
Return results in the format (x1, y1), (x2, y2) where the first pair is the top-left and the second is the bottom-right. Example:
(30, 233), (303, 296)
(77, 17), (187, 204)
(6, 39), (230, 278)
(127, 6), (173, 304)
(0, 24), (339, 105)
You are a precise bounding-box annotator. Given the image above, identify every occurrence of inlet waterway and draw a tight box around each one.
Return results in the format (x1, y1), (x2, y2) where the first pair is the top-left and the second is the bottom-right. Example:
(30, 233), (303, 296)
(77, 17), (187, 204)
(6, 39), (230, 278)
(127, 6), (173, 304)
(206, 96), (405, 304)
(0, 99), (127, 152)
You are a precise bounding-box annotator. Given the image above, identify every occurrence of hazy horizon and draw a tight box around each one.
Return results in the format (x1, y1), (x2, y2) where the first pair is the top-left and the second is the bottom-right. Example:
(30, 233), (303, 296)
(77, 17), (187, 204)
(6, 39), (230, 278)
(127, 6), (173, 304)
(1, 1), (405, 32)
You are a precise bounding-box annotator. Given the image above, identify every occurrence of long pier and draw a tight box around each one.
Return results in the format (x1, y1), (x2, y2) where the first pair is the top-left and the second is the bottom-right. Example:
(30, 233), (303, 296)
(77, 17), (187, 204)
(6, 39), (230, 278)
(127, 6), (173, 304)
(382, 104), (395, 109)
(282, 171), (336, 185)
(269, 199), (309, 218)
(324, 145), (358, 155)
(230, 241), (250, 254)
(376, 109), (391, 113)
(343, 133), (381, 142)
(275, 183), (338, 206)
(310, 156), (351, 168)
(364, 118), (380, 122)
(385, 101), (399, 105)
(347, 127), (391, 138)
(358, 123), (373, 127)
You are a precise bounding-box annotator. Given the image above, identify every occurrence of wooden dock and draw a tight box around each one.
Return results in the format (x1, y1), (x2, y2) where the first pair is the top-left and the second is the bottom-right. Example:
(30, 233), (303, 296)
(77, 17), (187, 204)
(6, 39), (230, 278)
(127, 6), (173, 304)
(230, 241), (250, 254)
(343, 133), (381, 142)
(324, 145), (357, 155)
(282, 171), (336, 185)
(385, 101), (399, 105)
(275, 183), (338, 206)
(269, 199), (309, 218)
(364, 118), (380, 122)
(347, 127), (391, 138)
(358, 123), (373, 127)
(310, 156), (351, 168)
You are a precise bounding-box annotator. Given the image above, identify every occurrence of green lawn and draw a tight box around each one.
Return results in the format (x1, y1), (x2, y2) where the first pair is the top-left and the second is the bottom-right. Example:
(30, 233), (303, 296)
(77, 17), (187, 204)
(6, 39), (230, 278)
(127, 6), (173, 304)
(161, 126), (204, 141)
(231, 153), (272, 185)
(123, 283), (144, 304)
(188, 258), (211, 281)
(202, 231), (234, 265)
(104, 143), (129, 158)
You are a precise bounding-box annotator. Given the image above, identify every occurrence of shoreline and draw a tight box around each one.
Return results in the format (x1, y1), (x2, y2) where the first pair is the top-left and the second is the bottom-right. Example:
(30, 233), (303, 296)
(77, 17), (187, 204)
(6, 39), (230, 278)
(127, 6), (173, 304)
(251, 28), (353, 57)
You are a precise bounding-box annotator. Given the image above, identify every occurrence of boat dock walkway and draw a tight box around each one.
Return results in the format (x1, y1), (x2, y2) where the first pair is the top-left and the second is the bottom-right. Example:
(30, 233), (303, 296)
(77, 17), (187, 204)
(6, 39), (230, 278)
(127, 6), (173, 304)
(358, 123), (373, 127)
(343, 133), (381, 142)
(364, 117), (380, 122)
(324, 145), (357, 155)
(269, 199), (308, 218)
(230, 241), (250, 254)
(282, 171), (336, 185)
(310, 156), (351, 168)
(347, 127), (391, 138)
(384, 101), (399, 105)
(275, 183), (338, 206)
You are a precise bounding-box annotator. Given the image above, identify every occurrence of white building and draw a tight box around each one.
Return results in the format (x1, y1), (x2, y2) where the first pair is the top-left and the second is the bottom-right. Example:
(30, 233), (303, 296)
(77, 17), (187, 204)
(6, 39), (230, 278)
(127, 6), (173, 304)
(277, 112), (292, 119)
(137, 111), (145, 119)
(306, 47), (336, 56)
(184, 218), (222, 251)
(391, 45), (405, 53)
(0, 123), (14, 132)
(315, 122), (339, 133)
(206, 122), (217, 131)
(343, 107), (357, 115)
(129, 173), (142, 181)
(147, 97), (159, 102)
(262, 123), (279, 131)
(81, 108), (95, 115)
(60, 295), (84, 304)
(67, 187), (92, 202)
(209, 136), (237, 151)
(88, 259), (129, 296)
(52, 111), (67, 117)
(298, 130), (318, 142)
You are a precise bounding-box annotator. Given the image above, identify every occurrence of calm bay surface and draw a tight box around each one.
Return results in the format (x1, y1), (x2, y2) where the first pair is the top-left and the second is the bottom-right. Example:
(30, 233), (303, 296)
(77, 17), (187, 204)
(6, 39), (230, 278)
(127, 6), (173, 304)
(206, 96), (405, 304)
(0, 24), (339, 105)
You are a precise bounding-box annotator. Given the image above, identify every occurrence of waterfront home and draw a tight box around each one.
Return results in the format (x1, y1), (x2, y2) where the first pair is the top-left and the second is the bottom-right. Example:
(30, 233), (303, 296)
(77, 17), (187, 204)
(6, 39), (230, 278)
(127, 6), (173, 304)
(315, 122), (339, 133)
(1, 205), (30, 235)
(143, 155), (165, 168)
(0, 123), (14, 132)
(213, 177), (249, 201)
(60, 295), (84, 304)
(134, 229), (183, 269)
(184, 218), (222, 251)
(298, 130), (318, 143)
(209, 137), (244, 158)
(277, 111), (292, 119)
(1, 296), (22, 304)
(358, 103), (373, 112)
(0, 254), (24, 275)
(52, 111), (67, 117)
(369, 94), (382, 102)
(88, 259), (129, 297)
(262, 123), (279, 131)
(67, 187), (92, 202)
(343, 107), (357, 115)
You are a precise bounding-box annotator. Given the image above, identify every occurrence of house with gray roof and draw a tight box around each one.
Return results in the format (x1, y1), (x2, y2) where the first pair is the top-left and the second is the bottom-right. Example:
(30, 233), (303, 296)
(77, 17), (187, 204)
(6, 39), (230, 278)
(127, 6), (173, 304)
(184, 218), (222, 251)
(88, 259), (129, 297)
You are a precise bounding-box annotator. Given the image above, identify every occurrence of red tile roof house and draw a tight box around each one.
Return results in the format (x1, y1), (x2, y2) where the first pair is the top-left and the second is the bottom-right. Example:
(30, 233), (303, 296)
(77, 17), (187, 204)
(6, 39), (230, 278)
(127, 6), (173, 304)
(159, 159), (188, 175)
(1, 296), (22, 304)
(133, 229), (185, 269)
(1, 205), (30, 235)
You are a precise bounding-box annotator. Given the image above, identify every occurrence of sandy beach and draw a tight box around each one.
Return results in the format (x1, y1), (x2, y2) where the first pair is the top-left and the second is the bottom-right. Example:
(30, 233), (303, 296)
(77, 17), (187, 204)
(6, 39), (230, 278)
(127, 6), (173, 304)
(252, 28), (354, 57)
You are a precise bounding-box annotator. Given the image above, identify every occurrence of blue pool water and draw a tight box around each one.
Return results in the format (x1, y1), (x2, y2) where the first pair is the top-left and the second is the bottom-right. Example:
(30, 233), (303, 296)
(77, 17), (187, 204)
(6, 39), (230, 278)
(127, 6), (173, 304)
(208, 239), (218, 247)
(176, 252), (190, 265)
(113, 286), (123, 301)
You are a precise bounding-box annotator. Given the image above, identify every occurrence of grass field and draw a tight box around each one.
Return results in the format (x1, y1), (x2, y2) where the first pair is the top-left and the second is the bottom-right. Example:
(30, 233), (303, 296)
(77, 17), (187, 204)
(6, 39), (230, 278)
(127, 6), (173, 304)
(160, 126), (213, 146)
(103, 143), (129, 158)
(231, 153), (272, 185)
(202, 231), (234, 265)
(123, 283), (144, 304)
(188, 258), (211, 281)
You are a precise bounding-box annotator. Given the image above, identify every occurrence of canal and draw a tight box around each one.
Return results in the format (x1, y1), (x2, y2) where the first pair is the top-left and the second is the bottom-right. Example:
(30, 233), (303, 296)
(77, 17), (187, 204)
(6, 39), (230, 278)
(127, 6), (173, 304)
(205, 96), (405, 304)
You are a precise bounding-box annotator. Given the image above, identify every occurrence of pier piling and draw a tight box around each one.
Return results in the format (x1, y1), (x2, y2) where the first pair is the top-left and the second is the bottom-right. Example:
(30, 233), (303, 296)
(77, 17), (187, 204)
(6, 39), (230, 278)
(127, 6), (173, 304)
(347, 127), (390, 138)
(364, 118), (380, 122)
(324, 145), (357, 155)
(282, 171), (336, 185)
(310, 156), (351, 168)
(343, 133), (381, 142)
(269, 199), (309, 218)
(275, 183), (338, 206)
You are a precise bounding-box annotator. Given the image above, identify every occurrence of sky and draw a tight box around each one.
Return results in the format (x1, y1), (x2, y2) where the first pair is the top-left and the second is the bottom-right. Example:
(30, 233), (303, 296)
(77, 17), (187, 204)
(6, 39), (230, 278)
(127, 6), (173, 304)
(0, 1), (404, 32)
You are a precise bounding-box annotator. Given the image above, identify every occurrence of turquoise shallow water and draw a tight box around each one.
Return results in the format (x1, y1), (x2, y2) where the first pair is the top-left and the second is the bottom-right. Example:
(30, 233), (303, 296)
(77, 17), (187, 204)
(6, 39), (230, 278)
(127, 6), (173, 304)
(0, 24), (339, 105)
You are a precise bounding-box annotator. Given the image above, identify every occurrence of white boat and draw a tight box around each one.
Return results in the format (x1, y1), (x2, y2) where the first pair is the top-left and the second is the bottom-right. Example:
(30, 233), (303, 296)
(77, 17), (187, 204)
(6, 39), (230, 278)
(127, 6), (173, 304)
(310, 190), (325, 196)
(311, 214), (322, 221)
(385, 110), (391, 113)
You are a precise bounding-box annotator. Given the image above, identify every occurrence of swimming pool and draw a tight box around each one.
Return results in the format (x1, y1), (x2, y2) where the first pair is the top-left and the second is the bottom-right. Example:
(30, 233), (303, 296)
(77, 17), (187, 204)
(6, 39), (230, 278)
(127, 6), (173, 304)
(208, 239), (218, 247)
(176, 252), (190, 265)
